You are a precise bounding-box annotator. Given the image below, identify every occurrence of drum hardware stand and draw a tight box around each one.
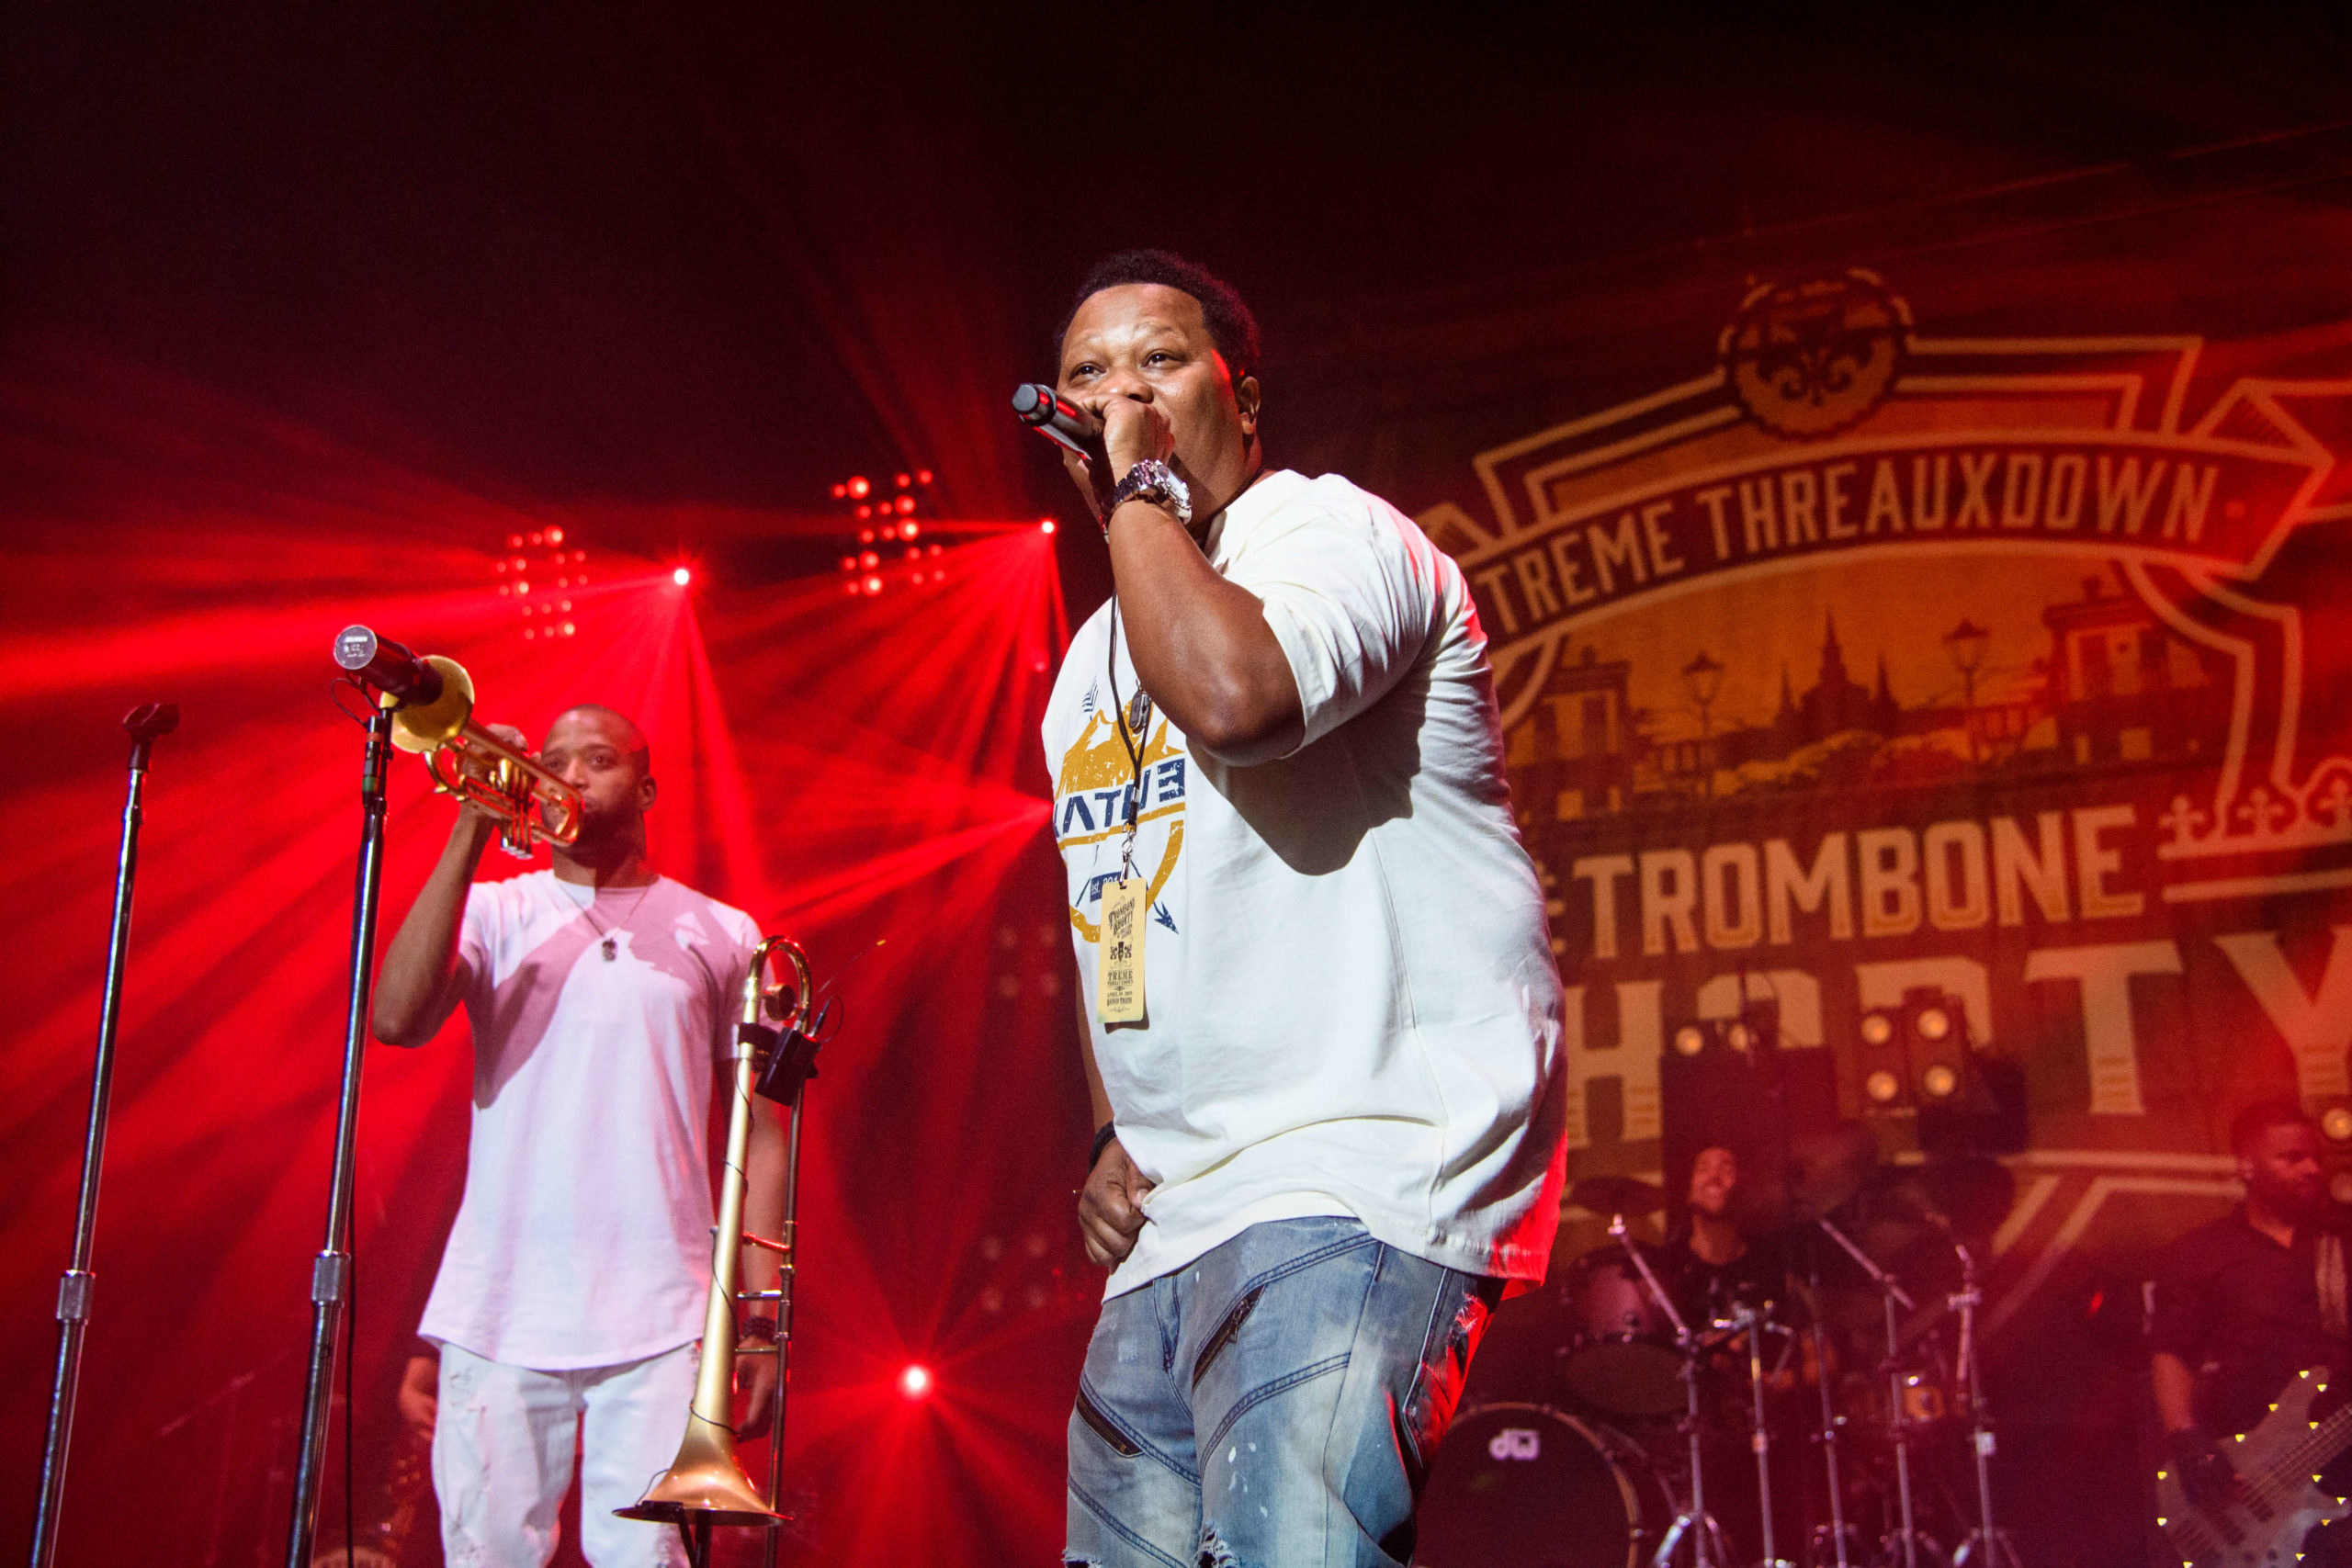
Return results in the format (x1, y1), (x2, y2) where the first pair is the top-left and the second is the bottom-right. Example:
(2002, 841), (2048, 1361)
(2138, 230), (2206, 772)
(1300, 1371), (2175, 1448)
(1729, 1302), (1793, 1568)
(1941, 1234), (2014, 1568)
(1611, 1214), (1726, 1568)
(1815, 1213), (1947, 1568)
(283, 690), (399, 1568)
(29, 703), (177, 1568)
(1799, 1232), (1858, 1568)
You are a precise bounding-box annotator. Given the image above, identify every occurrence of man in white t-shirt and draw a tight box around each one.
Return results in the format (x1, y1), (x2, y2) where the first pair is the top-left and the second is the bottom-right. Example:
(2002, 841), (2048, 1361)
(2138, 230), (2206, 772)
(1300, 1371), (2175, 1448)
(372, 704), (777, 1568)
(1042, 250), (1567, 1568)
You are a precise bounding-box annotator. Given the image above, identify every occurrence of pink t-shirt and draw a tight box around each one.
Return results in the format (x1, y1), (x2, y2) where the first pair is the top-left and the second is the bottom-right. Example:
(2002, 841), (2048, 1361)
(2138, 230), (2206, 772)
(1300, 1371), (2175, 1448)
(419, 871), (761, 1370)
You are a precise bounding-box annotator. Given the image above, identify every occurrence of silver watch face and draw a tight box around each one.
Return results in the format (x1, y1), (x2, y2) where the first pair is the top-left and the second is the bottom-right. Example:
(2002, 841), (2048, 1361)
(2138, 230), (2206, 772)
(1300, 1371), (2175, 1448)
(1119, 459), (1193, 525)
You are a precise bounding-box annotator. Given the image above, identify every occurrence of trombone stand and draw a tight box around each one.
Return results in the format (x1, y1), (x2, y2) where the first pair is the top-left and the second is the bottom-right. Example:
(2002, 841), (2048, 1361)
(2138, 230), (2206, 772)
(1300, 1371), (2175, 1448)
(29, 702), (177, 1568)
(757, 1074), (807, 1568)
(282, 699), (395, 1568)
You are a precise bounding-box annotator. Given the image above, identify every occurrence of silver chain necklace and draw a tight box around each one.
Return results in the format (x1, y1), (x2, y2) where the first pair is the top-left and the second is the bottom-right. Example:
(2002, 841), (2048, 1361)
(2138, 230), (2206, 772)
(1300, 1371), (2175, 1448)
(574, 877), (657, 961)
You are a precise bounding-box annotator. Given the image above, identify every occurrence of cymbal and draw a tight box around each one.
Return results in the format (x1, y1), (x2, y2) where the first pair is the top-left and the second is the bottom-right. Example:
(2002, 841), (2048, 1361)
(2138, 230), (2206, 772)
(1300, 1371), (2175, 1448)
(1778, 1128), (1871, 1222)
(1568, 1174), (1666, 1217)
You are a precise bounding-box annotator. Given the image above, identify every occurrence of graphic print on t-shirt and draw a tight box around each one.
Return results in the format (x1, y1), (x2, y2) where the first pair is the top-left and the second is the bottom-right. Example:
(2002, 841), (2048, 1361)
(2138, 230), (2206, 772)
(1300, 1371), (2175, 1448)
(1055, 684), (1187, 945)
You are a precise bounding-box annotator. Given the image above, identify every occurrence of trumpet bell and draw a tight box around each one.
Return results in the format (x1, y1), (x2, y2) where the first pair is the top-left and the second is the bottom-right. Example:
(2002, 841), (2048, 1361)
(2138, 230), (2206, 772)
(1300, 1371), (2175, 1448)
(389, 657), (475, 753)
(610, 1412), (786, 1529)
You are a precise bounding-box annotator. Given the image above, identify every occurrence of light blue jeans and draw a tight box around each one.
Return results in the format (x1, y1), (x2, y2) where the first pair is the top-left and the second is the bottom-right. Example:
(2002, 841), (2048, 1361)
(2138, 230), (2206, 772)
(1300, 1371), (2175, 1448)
(1065, 1218), (1499, 1568)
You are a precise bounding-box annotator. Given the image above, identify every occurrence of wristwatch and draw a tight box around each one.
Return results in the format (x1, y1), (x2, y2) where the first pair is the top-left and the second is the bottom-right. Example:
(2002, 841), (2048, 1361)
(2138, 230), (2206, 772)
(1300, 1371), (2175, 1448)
(1107, 458), (1193, 528)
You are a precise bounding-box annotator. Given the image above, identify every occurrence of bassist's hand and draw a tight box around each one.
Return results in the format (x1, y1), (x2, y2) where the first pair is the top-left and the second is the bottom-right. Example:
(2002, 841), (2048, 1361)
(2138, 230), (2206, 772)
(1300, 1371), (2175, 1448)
(2167, 1427), (2244, 1514)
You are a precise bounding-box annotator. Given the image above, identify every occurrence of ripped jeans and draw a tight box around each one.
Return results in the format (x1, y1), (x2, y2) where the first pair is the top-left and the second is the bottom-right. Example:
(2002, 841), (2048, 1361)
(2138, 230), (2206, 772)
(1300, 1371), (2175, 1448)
(1065, 1217), (1498, 1568)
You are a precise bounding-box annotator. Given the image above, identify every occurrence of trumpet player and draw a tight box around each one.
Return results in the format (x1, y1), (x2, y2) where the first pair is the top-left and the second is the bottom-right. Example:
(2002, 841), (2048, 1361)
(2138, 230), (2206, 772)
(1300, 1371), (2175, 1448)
(373, 704), (779, 1568)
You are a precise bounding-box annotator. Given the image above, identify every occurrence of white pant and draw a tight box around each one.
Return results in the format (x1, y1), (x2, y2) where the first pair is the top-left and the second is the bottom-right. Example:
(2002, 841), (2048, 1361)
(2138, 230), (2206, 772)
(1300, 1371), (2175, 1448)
(432, 1338), (697, 1568)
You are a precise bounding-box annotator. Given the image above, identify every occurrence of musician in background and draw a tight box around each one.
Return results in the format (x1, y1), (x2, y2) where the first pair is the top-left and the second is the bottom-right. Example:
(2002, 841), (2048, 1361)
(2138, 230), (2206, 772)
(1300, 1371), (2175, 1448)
(373, 704), (777, 1568)
(2151, 1100), (2348, 1537)
(1661, 1145), (1781, 1328)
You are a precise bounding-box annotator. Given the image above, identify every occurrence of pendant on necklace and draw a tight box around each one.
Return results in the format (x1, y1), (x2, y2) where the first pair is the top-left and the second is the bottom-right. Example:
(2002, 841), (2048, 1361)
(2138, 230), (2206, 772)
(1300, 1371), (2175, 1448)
(601, 936), (617, 961)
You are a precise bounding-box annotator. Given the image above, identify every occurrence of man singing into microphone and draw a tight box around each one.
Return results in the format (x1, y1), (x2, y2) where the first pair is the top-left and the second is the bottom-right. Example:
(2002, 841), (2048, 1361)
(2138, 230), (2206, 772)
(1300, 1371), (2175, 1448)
(372, 705), (777, 1568)
(1043, 250), (1567, 1567)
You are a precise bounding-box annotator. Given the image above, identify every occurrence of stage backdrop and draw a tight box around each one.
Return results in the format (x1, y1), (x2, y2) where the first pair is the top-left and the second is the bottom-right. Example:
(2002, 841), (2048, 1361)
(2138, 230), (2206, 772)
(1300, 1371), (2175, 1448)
(1277, 158), (2352, 1564)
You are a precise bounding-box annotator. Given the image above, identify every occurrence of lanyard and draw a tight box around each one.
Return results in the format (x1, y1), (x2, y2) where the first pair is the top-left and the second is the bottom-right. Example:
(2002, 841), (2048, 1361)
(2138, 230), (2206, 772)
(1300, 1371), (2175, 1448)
(1104, 598), (1151, 882)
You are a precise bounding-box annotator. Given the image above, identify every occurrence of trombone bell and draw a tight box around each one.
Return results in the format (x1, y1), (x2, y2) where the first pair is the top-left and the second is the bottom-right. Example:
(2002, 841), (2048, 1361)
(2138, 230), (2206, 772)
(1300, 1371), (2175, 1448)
(609, 1409), (781, 1527)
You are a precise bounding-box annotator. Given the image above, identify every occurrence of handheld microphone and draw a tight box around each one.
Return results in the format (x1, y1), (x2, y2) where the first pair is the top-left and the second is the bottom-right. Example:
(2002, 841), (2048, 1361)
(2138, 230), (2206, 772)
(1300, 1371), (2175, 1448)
(334, 626), (445, 708)
(1011, 383), (1102, 461)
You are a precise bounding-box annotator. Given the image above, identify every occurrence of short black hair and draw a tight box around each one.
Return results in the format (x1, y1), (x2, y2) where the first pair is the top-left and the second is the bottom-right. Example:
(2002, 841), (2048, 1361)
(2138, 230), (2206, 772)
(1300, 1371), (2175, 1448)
(553, 703), (652, 779)
(1056, 249), (1261, 387)
(2230, 1099), (2319, 1156)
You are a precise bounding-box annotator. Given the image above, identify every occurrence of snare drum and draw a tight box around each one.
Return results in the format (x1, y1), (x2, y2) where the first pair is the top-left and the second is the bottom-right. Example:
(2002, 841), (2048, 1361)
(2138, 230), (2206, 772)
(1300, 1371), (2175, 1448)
(1412, 1402), (1660, 1568)
(1557, 1245), (1687, 1417)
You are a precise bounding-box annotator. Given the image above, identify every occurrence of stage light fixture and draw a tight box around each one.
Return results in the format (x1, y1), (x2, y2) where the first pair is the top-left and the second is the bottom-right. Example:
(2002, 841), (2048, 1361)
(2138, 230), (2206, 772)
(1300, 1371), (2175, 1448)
(2325, 1106), (2352, 1143)
(672, 567), (692, 587)
(898, 1364), (932, 1400)
(860, 551), (879, 570)
(1672, 1023), (1709, 1056)
(917, 468), (933, 484)
(515, 580), (530, 594)
(863, 575), (883, 595)
(849, 476), (871, 498)
(1859, 1010), (1895, 1047)
(840, 555), (857, 572)
(494, 559), (507, 574)
(896, 472), (911, 489)
(1920, 1063), (1960, 1100)
(1040, 519), (1057, 535)
(547, 526), (564, 544)
(901, 520), (920, 539)
(1724, 1020), (1757, 1054)
(1917, 1005), (1953, 1043)
(561, 622), (575, 637)
(831, 482), (848, 499)
(509, 533), (524, 547)
(1865, 1069), (1903, 1105)
(896, 495), (915, 514)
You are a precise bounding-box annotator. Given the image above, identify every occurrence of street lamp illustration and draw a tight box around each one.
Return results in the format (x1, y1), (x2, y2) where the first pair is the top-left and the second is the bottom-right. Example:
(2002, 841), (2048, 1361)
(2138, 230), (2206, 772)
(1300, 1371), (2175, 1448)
(1944, 617), (1991, 762)
(1681, 649), (1724, 796)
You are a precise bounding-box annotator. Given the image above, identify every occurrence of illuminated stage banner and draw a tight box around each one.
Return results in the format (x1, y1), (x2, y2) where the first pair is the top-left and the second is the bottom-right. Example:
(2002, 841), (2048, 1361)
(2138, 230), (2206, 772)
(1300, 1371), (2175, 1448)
(1419, 270), (2352, 1344)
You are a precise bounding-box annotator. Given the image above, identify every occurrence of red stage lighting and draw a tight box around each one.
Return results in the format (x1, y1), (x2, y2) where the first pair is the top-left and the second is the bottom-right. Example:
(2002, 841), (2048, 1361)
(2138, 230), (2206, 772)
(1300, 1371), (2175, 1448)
(900, 521), (920, 540)
(895, 496), (916, 515)
(898, 1364), (933, 1400)
(862, 574), (883, 595)
(547, 525), (564, 544)
(672, 567), (692, 587)
(1039, 519), (1057, 535)
(916, 468), (933, 484)
(831, 482), (848, 499)
(848, 475), (871, 499)
(895, 472), (911, 489)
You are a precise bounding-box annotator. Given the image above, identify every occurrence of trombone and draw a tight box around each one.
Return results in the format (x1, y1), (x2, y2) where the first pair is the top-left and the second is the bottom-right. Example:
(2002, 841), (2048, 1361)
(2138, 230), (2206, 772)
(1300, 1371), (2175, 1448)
(618, 934), (817, 1568)
(384, 657), (583, 858)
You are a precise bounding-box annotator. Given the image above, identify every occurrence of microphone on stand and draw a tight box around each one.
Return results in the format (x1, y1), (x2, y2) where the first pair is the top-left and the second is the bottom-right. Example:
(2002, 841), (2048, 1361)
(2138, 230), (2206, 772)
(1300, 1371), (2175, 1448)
(1011, 383), (1103, 462)
(334, 626), (445, 708)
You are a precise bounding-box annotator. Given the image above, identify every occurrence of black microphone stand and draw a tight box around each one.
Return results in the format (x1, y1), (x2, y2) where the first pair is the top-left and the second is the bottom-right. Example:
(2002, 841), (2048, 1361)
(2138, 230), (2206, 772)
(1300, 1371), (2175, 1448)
(282, 684), (397, 1568)
(29, 703), (178, 1568)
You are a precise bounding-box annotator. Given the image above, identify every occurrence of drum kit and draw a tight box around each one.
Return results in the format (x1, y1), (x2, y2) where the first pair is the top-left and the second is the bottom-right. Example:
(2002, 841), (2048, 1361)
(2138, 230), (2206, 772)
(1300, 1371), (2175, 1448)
(1415, 1140), (2021, 1568)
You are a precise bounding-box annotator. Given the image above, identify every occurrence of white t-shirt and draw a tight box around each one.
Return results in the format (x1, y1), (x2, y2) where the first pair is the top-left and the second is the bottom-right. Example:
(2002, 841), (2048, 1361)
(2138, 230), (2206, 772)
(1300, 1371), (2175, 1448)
(418, 871), (762, 1370)
(1043, 468), (1568, 1300)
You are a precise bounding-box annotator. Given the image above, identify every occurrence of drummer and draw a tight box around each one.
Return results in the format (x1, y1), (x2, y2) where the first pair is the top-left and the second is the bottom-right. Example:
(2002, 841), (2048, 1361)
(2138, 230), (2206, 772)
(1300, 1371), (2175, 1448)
(1662, 1145), (1783, 1328)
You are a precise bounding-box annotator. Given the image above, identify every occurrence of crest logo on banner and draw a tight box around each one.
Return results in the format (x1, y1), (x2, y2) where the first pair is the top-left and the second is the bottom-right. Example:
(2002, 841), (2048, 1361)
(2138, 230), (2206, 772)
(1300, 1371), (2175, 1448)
(1420, 273), (2352, 1335)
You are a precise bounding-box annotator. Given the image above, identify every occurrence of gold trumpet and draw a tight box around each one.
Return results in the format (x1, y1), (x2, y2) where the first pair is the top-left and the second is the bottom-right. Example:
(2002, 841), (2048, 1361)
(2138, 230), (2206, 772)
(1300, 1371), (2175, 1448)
(386, 657), (584, 858)
(617, 935), (813, 1549)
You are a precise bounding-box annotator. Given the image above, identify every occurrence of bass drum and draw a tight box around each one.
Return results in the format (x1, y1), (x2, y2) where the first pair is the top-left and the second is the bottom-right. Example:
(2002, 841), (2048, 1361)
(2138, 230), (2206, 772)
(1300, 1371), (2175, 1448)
(1412, 1402), (1658, 1568)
